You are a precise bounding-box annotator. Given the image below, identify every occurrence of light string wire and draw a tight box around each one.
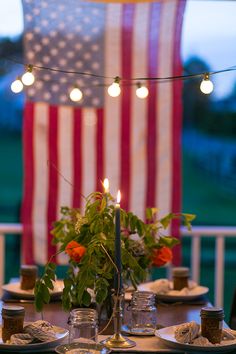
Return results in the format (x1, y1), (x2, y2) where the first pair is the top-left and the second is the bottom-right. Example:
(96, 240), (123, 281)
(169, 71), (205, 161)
(4, 56), (236, 85)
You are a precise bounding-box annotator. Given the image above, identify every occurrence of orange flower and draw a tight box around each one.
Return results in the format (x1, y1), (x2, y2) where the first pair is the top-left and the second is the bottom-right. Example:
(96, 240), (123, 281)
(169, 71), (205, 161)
(152, 246), (173, 267)
(65, 240), (86, 263)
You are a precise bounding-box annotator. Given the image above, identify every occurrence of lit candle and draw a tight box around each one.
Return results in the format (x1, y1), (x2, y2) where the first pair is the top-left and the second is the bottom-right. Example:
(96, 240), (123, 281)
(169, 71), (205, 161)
(103, 178), (109, 206)
(103, 178), (109, 194)
(115, 190), (122, 293)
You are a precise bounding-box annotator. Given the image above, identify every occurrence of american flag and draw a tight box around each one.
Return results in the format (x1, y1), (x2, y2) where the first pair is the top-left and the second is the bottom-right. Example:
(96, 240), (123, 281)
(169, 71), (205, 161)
(21, 0), (186, 265)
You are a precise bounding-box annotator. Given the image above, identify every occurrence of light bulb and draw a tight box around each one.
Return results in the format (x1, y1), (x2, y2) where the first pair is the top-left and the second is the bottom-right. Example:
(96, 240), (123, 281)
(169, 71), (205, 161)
(11, 78), (24, 93)
(107, 82), (121, 97)
(21, 71), (35, 86)
(136, 85), (149, 99)
(200, 75), (214, 94)
(69, 87), (83, 102)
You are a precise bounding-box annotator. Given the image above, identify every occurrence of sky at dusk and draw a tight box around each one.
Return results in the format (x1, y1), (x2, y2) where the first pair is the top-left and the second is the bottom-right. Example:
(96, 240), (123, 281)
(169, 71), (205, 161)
(0, 0), (236, 98)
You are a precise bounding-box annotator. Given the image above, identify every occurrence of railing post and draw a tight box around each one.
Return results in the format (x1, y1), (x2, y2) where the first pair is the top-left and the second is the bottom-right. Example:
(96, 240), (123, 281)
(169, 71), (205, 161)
(215, 235), (224, 308)
(191, 234), (201, 285)
(0, 233), (4, 297)
(0, 224), (23, 293)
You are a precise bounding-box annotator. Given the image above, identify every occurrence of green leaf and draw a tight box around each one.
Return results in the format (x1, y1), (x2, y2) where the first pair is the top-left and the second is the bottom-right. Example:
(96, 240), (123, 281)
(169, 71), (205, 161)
(96, 286), (108, 304)
(182, 213), (196, 230)
(35, 295), (44, 312)
(64, 278), (73, 288)
(43, 276), (54, 290)
(183, 213), (196, 221)
(159, 236), (180, 247)
(41, 283), (50, 303)
(146, 208), (153, 220)
(146, 207), (158, 221)
(47, 262), (56, 271)
(159, 213), (174, 229)
(136, 220), (144, 236)
(82, 290), (91, 306)
(76, 268), (90, 304)
(62, 291), (72, 311)
(100, 197), (107, 212)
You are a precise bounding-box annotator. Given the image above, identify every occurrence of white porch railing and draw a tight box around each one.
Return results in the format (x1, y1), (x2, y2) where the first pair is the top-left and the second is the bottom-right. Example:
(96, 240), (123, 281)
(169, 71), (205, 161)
(181, 226), (236, 308)
(0, 223), (236, 306)
(0, 223), (23, 297)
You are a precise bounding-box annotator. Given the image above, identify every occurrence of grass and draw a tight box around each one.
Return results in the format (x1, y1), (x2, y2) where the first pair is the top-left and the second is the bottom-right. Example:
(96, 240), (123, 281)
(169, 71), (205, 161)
(182, 150), (236, 226)
(0, 132), (236, 324)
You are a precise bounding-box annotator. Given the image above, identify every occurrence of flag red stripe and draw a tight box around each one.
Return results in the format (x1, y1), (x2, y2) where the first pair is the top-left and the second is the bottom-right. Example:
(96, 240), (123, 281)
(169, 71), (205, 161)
(73, 108), (82, 208)
(146, 3), (161, 208)
(96, 108), (104, 192)
(47, 105), (58, 260)
(22, 101), (34, 264)
(171, 0), (186, 265)
(120, 4), (135, 211)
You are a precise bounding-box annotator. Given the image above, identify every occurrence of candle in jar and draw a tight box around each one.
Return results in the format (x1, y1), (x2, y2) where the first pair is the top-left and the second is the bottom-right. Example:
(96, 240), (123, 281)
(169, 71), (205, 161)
(114, 190), (122, 292)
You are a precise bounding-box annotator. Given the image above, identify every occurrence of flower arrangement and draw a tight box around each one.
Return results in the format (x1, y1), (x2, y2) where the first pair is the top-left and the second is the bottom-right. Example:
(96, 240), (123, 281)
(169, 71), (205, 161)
(34, 191), (195, 312)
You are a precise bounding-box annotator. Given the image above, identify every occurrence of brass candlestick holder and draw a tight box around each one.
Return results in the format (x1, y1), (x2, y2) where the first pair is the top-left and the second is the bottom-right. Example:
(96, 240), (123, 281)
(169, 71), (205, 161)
(101, 291), (136, 349)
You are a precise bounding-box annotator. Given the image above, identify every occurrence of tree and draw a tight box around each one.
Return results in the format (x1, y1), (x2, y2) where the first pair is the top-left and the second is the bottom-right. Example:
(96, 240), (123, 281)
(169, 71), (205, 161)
(183, 56), (212, 130)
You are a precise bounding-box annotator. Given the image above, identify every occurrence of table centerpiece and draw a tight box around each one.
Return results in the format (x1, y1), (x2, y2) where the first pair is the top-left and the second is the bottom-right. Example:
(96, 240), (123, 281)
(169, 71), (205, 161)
(34, 190), (195, 314)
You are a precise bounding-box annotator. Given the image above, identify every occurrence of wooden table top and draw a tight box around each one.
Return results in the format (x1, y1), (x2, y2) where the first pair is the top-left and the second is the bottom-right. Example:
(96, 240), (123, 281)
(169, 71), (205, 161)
(0, 296), (211, 353)
(0, 297), (210, 327)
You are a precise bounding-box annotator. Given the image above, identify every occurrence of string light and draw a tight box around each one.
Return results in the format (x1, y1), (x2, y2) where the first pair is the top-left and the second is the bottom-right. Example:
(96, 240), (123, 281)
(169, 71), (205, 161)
(5, 58), (236, 98)
(11, 77), (24, 93)
(21, 64), (35, 86)
(69, 86), (83, 102)
(200, 73), (214, 94)
(107, 76), (121, 97)
(136, 82), (149, 99)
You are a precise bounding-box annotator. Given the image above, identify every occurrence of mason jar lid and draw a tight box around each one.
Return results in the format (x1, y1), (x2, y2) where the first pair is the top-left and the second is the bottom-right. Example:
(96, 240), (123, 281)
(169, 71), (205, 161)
(20, 265), (38, 276)
(172, 267), (189, 277)
(2, 305), (25, 317)
(200, 307), (224, 320)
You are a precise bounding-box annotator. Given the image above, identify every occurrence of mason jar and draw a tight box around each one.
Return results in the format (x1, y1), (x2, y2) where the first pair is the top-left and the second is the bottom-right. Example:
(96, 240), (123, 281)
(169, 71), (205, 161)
(200, 307), (224, 344)
(129, 291), (157, 334)
(68, 308), (98, 344)
(172, 267), (189, 290)
(20, 264), (38, 290)
(1, 305), (25, 343)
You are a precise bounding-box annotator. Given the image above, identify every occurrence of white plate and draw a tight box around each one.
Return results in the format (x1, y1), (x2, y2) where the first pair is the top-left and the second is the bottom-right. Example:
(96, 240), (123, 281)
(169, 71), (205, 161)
(0, 325), (68, 352)
(125, 280), (209, 302)
(121, 324), (155, 336)
(156, 325), (236, 352)
(55, 342), (110, 354)
(2, 280), (64, 300)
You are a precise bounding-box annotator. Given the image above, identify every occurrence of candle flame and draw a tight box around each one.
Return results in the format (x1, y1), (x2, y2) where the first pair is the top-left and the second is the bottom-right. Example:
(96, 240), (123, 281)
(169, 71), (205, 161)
(117, 190), (121, 204)
(103, 178), (109, 193)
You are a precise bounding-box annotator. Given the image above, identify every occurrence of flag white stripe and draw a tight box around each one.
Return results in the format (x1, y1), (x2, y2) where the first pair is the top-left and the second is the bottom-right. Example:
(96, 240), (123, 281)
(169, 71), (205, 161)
(156, 0), (176, 219)
(104, 4), (122, 197)
(57, 106), (74, 264)
(130, 4), (149, 219)
(33, 103), (49, 264)
(57, 106), (74, 215)
(81, 108), (97, 210)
